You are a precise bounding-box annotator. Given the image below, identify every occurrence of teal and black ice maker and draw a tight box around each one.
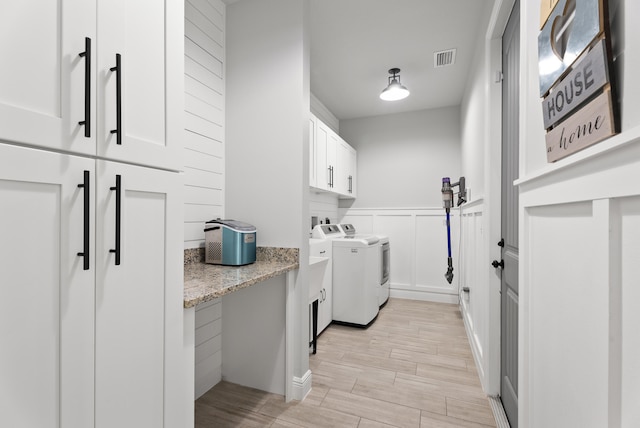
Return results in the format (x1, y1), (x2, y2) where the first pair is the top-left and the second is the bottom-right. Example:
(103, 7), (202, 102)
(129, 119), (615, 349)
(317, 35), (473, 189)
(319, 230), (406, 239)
(204, 219), (257, 265)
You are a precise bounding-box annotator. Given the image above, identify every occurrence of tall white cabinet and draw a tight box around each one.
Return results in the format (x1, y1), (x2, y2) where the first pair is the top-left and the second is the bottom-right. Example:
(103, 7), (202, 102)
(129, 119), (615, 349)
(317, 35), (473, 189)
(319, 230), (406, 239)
(0, 1), (186, 427)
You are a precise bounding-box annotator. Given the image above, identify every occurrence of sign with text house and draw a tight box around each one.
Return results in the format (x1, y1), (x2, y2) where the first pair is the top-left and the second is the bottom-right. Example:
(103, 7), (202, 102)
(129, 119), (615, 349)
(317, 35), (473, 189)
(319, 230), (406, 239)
(537, 0), (619, 162)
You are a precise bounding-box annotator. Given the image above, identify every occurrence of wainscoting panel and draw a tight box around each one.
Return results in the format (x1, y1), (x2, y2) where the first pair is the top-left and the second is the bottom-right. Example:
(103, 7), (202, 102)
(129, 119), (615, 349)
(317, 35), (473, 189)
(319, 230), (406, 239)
(339, 208), (459, 303)
(526, 201), (608, 427)
(458, 201), (491, 391)
(617, 196), (640, 426)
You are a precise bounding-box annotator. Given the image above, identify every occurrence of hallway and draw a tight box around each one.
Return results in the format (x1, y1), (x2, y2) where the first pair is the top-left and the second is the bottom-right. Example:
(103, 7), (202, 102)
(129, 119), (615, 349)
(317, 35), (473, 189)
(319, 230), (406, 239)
(195, 298), (496, 427)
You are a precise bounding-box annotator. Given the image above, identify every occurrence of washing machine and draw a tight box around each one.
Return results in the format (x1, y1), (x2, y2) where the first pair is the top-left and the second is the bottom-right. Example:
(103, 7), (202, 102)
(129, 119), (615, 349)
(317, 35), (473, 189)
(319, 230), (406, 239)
(376, 234), (390, 306)
(332, 224), (380, 326)
(338, 224), (390, 307)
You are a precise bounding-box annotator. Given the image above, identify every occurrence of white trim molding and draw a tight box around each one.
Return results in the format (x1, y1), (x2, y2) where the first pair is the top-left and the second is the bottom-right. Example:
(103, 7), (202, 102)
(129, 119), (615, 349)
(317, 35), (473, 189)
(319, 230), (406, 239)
(291, 369), (313, 401)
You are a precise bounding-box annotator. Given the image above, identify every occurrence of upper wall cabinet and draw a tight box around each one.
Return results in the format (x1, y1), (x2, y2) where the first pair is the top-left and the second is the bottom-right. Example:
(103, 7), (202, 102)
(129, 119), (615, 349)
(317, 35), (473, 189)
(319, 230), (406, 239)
(310, 113), (357, 198)
(336, 137), (357, 198)
(0, 0), (183, 171)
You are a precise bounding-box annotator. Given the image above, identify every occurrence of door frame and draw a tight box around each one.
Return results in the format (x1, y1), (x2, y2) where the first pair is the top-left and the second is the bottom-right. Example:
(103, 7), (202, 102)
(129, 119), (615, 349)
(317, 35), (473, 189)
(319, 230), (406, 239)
(481, 0), (518, 399)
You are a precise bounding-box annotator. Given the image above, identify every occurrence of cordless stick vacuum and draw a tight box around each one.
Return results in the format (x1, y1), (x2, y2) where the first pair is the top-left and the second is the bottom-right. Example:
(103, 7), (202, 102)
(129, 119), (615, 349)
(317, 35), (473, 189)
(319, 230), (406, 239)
(441, 177), (466, 284)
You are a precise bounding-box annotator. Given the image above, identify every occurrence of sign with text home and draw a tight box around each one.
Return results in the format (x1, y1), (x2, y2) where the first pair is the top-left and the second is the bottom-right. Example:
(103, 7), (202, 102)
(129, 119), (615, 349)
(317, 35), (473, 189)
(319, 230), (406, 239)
(537, 0), (619, 162)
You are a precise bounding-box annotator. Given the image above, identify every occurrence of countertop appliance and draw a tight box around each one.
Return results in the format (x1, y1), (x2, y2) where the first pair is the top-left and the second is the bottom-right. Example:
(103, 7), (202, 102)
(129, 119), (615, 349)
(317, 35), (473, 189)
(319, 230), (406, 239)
(204, 219), (256, 266)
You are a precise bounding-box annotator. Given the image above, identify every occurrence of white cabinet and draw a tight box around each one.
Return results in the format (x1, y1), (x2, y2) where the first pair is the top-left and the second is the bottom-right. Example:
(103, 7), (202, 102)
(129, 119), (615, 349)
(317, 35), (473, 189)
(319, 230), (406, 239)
(0, 0), (182, 171)
(309, 113), (357, 198)
(0, 1), (185, 425)
(314, 118), (330, 191)
(0, 145), (183, 428)
(0, 0), (96, 156)
(309, 240), (332, 334)
(96, 0), (182, 170)
(336, 137), (357, 198)
(0, 145), (95, 428)
(94, 160), (182, 428)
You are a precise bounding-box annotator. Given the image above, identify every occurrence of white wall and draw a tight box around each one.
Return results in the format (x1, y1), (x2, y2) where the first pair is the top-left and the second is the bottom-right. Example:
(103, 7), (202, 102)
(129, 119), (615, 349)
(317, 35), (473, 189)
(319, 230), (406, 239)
(457, 0), (504, 397)
(339, 106), (462, 209)
(184, 0), (226, 249)
(309, 190), (339, 230)
(516, 0), (640, 426)
(226, 0), (310, 397)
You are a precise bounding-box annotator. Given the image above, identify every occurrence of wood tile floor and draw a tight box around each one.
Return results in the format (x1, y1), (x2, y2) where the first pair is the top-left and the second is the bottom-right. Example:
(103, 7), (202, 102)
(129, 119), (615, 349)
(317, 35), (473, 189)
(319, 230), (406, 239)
(195, 298), (497, 427)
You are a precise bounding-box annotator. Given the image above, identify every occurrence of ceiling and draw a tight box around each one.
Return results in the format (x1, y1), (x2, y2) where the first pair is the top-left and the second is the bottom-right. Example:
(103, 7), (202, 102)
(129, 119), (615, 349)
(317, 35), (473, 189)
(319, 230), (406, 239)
(309, 0), (492, 120)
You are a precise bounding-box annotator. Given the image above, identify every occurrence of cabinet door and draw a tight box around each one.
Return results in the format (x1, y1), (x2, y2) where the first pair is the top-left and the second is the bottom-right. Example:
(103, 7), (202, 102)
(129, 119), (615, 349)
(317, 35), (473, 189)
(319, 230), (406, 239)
(95, 160), (182, 428)
(335, 139), (349, 196)
(0, 1), (96, 155)
(96, 0), (183, 170)
(0, 145), (95, 428)
(315, 120), (329, 190)
(327, 132), (338, 190)
(347, 144), (357, 198)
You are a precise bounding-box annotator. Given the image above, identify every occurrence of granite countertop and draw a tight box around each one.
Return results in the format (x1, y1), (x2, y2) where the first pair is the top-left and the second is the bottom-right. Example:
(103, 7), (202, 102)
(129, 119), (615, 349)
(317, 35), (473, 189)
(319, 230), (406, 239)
(183, 247), (299, 308)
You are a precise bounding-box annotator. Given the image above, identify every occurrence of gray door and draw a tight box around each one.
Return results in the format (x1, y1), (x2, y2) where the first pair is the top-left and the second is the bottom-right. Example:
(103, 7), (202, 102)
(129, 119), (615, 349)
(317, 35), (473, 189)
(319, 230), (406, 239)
(500, 1), (519, 426)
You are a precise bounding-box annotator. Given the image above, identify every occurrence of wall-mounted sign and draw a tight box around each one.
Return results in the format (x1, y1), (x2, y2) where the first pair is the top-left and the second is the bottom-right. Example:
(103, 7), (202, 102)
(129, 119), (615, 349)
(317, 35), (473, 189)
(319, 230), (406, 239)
(540, 0), (560, 29)
(538, 0), (604, 97)
(542, 39), (609, 130)
(537, 0), (618, 162)
(545, 88), (614, 161)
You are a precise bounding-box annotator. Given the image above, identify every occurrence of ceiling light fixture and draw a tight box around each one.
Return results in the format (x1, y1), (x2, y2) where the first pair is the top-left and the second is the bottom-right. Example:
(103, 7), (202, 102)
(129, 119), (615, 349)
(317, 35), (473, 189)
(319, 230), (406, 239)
(379, 68), (410, 101)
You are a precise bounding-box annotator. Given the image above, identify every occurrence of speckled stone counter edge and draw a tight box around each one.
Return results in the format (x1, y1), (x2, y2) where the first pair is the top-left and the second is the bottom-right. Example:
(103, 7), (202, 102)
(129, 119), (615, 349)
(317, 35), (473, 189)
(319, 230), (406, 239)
(183, 247), (300, 308)
(183, 247), (299, 265)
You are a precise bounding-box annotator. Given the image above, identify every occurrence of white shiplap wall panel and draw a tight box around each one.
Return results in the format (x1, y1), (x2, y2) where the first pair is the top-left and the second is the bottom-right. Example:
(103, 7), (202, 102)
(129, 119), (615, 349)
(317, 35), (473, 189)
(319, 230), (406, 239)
(185, 93), (223, 125)
(309, 190), (339, 228)
(185, 39), (223, 77)
(184, 186), (223, 206)
(194, 299), (223, 398)
(184, 148), (223, 174)
(184, 167), (222, 190)
(186, 76), (223, 110)
(184, 130), (223, 157)
(185, 57), (224, 92)
(184, 0), (225, 249)
(185, 112), (224, 143)
(189, 0), (224, 31)
(185, 204), (223, 223)
(185, 2), (223, 47)
(186, 0), (225, 398)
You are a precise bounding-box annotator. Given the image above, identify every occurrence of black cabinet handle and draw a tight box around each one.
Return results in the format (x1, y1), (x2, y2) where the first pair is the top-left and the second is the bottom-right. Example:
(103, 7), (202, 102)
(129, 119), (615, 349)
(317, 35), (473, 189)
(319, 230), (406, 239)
(78, 38), (91, 138)
(109, 54), (122, 145)
(109, 175), (121, 265)
(77, 170), (90, 270)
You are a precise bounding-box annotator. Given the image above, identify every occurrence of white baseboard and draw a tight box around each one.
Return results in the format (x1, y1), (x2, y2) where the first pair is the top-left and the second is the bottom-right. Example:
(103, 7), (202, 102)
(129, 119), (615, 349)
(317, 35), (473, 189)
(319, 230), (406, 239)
(291, 369), (313, 401)
(389, 288), (458, 304)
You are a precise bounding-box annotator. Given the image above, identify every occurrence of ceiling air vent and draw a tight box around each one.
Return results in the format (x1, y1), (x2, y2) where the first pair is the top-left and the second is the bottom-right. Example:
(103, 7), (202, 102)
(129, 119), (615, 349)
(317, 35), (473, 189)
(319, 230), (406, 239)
(434, 49), (457, 68)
